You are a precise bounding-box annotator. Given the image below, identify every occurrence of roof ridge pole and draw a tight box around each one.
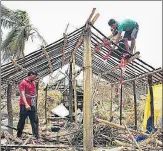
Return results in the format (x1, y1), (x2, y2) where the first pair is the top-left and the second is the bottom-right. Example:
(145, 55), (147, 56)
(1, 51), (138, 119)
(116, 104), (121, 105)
(83, 22), (93, 151)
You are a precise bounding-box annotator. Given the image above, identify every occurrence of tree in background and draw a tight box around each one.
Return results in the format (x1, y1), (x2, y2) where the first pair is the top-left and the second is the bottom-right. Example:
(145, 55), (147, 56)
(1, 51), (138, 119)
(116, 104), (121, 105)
(1, 4), (46, 62)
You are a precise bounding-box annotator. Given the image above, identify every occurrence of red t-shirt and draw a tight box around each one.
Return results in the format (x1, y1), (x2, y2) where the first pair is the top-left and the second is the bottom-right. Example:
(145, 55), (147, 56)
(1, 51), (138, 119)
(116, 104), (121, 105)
(19, 78), (36, 105)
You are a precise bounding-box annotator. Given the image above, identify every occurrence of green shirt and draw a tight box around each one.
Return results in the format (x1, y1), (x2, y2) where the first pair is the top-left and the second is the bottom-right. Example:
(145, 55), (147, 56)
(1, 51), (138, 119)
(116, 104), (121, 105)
(117, 19), (137, 32)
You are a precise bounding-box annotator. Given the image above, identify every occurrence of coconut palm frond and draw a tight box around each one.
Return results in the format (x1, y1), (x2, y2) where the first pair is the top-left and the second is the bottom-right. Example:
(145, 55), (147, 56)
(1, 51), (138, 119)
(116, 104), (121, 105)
(29, 27), (47, 45)
(1, 28), (16, 49)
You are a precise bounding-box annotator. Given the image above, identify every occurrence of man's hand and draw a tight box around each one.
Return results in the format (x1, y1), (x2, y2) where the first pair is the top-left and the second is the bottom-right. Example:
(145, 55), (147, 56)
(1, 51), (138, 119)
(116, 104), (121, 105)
(25, 104), (31, 111)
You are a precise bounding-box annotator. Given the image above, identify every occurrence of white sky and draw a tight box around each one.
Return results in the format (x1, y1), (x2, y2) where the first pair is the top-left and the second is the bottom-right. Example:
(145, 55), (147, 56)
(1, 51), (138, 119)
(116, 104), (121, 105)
(2, 1), (162, 83)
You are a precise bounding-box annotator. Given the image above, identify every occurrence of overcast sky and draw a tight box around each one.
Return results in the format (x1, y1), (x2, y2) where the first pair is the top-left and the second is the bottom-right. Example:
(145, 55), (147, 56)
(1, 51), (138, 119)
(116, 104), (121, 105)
(2, 1), (162, 83)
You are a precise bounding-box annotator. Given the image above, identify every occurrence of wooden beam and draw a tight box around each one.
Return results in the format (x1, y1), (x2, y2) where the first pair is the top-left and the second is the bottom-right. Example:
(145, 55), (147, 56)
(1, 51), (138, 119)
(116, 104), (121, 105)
(45, 84), (48, 125)
(62, 23), (69, 67)
(91, 13), (100, 25)
(72, 54), (78, 128)
(70, 36), (84, 62)
(95, 118), (149, 137)
(148, 75), (154, 129)
(110, 84), (113, 121)
(111, 68), (163, 85)
(69, 62), (73, 122)
(1, 144), (70, 149)
(133, 81), (137, 130)
(7, 83), (13, 135)
(83, 27), (93, 151)
(120, 70), (123, 125)
(35, 81), (39, 111)
(70, 8), (99, 62)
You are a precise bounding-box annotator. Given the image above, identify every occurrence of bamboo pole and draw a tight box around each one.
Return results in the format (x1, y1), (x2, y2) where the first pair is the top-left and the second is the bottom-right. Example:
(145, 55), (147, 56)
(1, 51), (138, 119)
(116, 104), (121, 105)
(72, 54), (78, 128)
(70, 8), (98, 62)
(111, 68), (162, 85)
(148, 75), (154, 129)
(83, 27), (93, 151)
(7, 83), (13, 135)
(110, 84), (113, 120)
(120, 70), (123, 125)
(62, 23), (69, 67)
(95, 118), (149, 137)
(45, 84), (48, 125)
(1, 144), (70, 149)
(133, 80), (137, 130)
(123, 121), (143, 151)
(69, 62), (73, 122)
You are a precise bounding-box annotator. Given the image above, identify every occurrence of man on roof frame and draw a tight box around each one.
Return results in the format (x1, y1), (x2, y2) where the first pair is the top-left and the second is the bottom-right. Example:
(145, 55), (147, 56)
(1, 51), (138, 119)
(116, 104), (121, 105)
(108, 18), (139, 54)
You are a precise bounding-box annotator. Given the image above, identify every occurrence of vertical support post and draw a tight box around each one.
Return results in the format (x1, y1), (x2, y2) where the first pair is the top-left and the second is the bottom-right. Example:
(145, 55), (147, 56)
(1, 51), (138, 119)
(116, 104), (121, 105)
(35, 81), (39, 111)
(69, 62), (73, 122)
(45, 85), (48, 125)
(120, 70), (123, 125)
(7, 83), (13, 134)
(133, 81), (137, 130)
(148, 75), (154, 129)
(110, 84), (113, 121)
(72, 54), (78, 128)
(83, 27), (93, 151)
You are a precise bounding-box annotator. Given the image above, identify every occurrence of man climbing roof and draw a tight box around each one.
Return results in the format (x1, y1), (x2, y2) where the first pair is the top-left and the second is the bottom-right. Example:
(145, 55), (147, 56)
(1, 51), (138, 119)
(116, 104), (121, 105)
(108, 18), (139, 54)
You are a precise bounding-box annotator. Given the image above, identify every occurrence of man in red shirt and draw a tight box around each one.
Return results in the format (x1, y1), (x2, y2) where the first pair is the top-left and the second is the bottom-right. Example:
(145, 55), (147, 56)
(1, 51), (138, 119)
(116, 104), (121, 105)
(17, 71), (39, 139)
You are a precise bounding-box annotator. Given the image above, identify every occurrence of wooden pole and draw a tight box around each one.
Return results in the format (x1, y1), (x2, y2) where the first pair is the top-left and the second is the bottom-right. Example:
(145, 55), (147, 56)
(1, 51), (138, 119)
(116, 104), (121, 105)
(7, 83), (13, 135)
(111, 68), (162, 85)
(69, 62), (73, 122)
(35, 81), (39, 111)
(133, 81), (137, 130)
(148, 75), (154, 129)
(110, 84), (113, 121)
(120, 70), (123, 125)
(83, 27), (93, 151)
(45, 84), (48, 125)
(72, 54), (78, 128)
(95, 118), (149, 137)
(1, 144), (70, 149)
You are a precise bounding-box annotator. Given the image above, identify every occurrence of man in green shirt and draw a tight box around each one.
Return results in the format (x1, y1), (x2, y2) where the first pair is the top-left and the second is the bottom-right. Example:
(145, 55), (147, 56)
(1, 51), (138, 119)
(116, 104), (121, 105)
(108, 19), (139, 54)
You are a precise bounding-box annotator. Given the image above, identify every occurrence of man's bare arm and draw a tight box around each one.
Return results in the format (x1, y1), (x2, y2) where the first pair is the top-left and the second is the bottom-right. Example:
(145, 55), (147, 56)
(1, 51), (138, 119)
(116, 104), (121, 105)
(112, 32), (122, 48)
(21, 91), (31, 110)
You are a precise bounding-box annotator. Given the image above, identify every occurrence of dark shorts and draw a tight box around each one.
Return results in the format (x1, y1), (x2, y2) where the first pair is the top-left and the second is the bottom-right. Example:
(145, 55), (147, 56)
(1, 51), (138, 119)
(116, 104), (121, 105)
(124, 23), (139, 40)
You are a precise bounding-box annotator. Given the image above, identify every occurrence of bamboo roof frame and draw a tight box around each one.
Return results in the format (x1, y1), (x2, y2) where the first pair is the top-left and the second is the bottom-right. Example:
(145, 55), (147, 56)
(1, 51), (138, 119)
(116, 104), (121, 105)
(1, 21), (162, 96)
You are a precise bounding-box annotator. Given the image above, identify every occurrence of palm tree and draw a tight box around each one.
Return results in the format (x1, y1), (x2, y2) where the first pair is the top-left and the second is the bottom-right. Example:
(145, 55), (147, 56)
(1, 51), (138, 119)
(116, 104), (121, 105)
(1, 4), (46, 62)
